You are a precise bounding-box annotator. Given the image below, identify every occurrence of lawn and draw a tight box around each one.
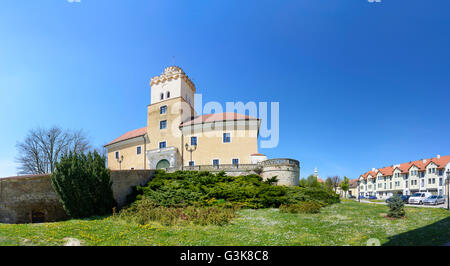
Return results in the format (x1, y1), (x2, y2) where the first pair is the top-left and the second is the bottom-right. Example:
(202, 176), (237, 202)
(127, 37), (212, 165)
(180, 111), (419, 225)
(1, 200), (449, 246)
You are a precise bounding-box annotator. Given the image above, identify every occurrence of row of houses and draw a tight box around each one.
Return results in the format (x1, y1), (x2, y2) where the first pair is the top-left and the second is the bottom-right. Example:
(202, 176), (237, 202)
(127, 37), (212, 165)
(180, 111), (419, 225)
(354, 155), (450, 199)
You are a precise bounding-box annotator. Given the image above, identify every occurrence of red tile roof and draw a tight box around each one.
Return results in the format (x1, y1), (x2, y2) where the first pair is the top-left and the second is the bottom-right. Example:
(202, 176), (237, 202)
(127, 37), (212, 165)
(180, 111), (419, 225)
(349, 179), (358, 187)
(180, 112), (259, 127)
(251, 153), (266, 156)
(360, 155), (450, 180)
(378, 166), (394, 176)
(105, 127), (147, 146)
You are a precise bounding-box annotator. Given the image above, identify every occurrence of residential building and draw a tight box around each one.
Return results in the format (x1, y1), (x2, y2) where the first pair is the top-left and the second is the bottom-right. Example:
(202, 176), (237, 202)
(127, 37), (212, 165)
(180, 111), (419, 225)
(358, 155), (450, 199)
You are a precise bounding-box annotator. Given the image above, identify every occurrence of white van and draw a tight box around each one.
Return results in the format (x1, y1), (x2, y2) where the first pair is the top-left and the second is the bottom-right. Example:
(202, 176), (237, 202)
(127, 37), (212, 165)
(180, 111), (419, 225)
(408, 192), (432, 205)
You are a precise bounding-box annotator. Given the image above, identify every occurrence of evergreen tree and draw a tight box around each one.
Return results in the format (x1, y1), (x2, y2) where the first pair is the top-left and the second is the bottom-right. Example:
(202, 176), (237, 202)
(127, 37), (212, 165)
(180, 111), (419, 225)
(51, 151), (115, 218)
(387, 194), (406, 218)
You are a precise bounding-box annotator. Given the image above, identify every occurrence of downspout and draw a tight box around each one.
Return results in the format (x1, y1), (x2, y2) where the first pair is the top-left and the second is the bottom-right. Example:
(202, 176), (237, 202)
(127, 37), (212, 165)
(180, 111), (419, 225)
(180, 125), (184, 170)
(142, 134), (147, 170)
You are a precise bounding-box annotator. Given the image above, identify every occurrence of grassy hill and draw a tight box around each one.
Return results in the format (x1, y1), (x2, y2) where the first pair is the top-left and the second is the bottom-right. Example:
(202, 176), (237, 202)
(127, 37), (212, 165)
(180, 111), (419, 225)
(1, 200), (449, 246)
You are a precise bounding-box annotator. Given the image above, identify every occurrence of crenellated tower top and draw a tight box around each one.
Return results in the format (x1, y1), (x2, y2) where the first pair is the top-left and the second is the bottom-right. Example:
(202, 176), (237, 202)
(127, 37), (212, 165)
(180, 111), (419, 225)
(150, 66), (196, 92)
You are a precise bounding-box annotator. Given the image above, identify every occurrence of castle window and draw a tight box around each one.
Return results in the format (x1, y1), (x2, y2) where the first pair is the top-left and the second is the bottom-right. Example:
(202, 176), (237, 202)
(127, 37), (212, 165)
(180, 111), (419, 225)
(160, 93), (164, 100)
(160, 120), (167, 129)
(191, 136), (197, 146)
(189, 161), (195, 166)
(159, 141), (166, 149)
(223, 133), (231, 143)
(115, 151), (119, 159)
(213, 159), (219, 166)
(232, 158), (239, 165)
(166, 91), (170, 98)
(160, 105), (167, 114)
(137, 146), (141, 155)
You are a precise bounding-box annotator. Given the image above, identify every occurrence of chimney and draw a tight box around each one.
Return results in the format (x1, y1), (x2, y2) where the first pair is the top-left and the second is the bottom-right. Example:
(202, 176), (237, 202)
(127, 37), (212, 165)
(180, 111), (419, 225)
(423, 159), (427, 163)
(437, 154), (441, 159)
(372, 168), (376, 172)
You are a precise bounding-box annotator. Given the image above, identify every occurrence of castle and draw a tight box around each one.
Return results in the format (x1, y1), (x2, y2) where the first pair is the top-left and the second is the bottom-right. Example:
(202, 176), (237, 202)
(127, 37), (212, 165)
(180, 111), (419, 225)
(104, 66), (300, 186)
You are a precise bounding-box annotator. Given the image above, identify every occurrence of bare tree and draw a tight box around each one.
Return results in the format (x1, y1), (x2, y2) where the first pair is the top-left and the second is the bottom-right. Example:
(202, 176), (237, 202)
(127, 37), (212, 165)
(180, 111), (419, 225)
(329, 175), (341, 192)
(16, 126), (91, 175)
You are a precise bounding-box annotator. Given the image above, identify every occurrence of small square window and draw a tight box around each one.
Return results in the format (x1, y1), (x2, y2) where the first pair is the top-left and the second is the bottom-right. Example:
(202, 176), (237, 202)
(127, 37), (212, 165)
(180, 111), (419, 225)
(189, 161), (194, 166)
(160, 120), (167, 129)
(137, 146), (141, 155)
(159, 141), (166, 149)
(223, 133), (231, 143)
(232, 158), (239, 165)
(160, 105), (167, 114)
(191, 136), (197, 146)
(213, 159), (219, 166)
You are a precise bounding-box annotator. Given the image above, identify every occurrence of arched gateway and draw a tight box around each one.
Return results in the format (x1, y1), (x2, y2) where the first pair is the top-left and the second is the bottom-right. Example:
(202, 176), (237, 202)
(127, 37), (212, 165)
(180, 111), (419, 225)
(156, 159), (170, 169)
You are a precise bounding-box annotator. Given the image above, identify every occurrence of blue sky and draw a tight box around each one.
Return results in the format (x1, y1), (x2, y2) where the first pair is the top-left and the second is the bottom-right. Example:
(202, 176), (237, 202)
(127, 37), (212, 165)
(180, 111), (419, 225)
(1, 0), (449, 179)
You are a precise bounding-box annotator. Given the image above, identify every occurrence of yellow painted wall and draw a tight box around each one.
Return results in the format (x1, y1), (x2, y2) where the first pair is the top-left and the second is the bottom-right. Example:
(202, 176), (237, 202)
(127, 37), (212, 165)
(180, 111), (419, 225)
(107, 140), (147, 170)
(182, 125), (259, 166)
(147, 96), (195, 152)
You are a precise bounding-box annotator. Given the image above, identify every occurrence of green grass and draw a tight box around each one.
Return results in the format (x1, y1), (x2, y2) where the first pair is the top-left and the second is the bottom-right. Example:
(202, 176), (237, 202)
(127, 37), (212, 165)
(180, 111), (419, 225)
(368, 199), (386, 203)
(1, 201), (449, 246)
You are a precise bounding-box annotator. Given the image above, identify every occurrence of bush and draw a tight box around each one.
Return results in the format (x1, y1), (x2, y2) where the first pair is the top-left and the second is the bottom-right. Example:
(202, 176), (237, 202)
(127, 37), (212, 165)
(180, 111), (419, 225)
(120, 197), (237, 226)
(279, 202), (322, 214)
(387, 195), (405, 218)
(51, 151), (115, 218)
(131, 170), (339, 209)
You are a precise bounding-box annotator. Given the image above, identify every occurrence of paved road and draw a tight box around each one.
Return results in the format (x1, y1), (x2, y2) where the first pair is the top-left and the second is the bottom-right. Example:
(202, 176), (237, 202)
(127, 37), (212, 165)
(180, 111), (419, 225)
(358, 199), (449, 209)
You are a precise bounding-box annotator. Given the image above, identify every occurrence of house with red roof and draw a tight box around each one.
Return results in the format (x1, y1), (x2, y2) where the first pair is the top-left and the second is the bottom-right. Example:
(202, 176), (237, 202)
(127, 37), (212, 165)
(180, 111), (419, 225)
(357, 155), (450, 199)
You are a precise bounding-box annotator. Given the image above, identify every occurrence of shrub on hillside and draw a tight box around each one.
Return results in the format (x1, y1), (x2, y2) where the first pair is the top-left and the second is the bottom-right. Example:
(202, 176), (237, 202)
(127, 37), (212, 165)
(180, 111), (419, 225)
(279, 202), (322, 214)
(120, 197), (237, 226)
(387, 194), (405, 218)
(129, 170), (339, 209)
(51, 151), (115, 218)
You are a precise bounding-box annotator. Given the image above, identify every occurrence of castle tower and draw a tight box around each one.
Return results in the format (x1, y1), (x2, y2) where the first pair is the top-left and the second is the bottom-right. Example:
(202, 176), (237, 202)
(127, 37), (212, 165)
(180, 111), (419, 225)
(146, 66), (196, 169)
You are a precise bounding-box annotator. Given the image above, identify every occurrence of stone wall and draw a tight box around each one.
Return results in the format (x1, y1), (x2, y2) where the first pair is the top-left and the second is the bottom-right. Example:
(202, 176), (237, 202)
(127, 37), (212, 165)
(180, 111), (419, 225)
(260, 159), (300, 186)
(110, 170), (155, 207)
(0, 175), (67, 224)
(0, 170), (155, 224)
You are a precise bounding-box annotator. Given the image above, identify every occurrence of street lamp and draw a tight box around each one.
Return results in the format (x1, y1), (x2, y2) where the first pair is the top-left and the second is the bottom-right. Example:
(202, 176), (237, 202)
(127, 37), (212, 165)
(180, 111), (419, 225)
(446, 169), (450, 211)
(357, 180), (361, 202)
(117, 155), (124, 170)
(185, 143), (197, 167)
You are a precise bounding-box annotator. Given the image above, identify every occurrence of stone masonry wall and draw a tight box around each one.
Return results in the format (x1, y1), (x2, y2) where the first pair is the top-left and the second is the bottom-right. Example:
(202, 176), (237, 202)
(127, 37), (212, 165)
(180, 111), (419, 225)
(110, 170), (155, 208)
(0, 170), (155, 224)
(0, 175), (67, 224)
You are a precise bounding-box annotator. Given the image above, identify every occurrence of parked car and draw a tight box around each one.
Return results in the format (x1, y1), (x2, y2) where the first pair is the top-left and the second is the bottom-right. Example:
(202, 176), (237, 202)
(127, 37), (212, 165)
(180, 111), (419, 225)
(367, 195), (377, 200)
(401, 195), (411, 203)
(386, 195), (410, 203)
(423, 195), (445, 205)
(358, 195), (365, 199)
(408, 192), (432, 205)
